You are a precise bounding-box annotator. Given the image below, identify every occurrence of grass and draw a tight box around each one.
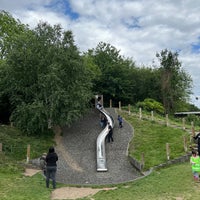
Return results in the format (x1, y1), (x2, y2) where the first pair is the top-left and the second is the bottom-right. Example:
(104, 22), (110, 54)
(0, 171), (51, 200)
(83, 163), (200, 200)
(0, 125), (60, 200)
(0, 162), (199, 200)
(122, 105), (200, 131)
(118, 110), (191, 170)
(0, 125), (55, 161)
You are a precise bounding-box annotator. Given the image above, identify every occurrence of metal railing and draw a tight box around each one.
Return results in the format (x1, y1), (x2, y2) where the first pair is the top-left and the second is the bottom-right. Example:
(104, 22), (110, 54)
(96, 107), (114, 172)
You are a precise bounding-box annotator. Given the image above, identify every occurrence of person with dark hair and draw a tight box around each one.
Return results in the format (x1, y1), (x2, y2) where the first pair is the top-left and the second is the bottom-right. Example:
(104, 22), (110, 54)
(193, 131), (200, 156)
(117, 115), (123, 128)
(45, 146), (58, 189)
(96, 96), (103, 110)
(107, 122), (114, 143)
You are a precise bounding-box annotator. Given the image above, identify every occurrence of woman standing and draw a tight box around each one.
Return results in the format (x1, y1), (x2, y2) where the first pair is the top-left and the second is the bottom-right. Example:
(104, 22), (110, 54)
(45, 146), (58, 189)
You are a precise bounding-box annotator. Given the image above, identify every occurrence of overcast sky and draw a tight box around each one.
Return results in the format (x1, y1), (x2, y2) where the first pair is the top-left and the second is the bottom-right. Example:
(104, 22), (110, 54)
(1, 0), (200, 108)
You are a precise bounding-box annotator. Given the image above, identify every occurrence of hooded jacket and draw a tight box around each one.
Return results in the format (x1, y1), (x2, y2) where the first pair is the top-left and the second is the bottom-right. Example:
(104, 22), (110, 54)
(46, 152), (58, 167)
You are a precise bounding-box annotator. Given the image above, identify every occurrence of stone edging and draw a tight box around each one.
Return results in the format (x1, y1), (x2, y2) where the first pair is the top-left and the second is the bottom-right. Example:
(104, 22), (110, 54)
(129, 153), (191, 176)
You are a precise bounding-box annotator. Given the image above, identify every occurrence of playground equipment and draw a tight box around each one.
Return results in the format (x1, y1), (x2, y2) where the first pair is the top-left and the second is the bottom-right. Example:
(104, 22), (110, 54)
(96, 103), (114, 172)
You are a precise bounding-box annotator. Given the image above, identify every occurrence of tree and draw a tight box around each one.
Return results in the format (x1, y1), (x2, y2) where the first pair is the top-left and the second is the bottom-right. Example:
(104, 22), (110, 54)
(1, 20), (92, 135)
(0, 11), (30, 123)
(88, 42), (136, 106)
(156, 49), (192, 113)
(129, 67), (161, 104)
(0, 10), (28, 59)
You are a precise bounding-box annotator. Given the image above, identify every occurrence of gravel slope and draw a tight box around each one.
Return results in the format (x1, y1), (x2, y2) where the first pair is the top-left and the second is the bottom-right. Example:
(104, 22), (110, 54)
(55, 108), (142, 185)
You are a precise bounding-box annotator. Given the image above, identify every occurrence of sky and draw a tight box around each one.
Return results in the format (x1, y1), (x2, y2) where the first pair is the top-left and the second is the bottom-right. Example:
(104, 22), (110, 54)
(1, 0), (200, 108)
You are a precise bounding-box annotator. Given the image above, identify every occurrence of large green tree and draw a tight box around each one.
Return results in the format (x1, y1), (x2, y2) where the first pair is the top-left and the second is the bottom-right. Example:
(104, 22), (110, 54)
(0, 11), (30, 123)
(129, 67), (161, 103)
(88, 42), (136, 106)
(0, 19), (92, 135)
(0, 11), (28, 59)
(156, 49), (192, 113)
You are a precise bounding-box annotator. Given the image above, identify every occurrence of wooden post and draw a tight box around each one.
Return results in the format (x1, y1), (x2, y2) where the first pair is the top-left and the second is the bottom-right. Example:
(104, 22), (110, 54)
(0, 143), (2, 152)
(110, 99), (112, 108)
(128, 104), (131, 115)
(183, 136), (187, 152)
(182, 118), (185, 130)
(166, 114), (169, 126)
(119, 101), (121, 111)
(151, 110), (154, 121)
(166, 143), (170, 160)
(139, 107), (142, 120)
(141, 152), (145, 168)
(191, 121), (195, 137)
(26, 144), (30, 163)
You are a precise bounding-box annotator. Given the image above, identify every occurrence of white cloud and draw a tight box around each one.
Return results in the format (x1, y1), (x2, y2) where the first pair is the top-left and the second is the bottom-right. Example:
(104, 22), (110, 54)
(1, 0), (200, 107)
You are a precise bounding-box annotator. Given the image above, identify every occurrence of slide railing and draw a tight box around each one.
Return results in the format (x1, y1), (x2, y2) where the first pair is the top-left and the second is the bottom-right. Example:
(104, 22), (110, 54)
(96, 107), (114, 172)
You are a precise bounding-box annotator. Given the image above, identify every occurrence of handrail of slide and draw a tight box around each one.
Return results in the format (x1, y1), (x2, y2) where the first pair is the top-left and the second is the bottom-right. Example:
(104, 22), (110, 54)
(96, 107), (114, 172)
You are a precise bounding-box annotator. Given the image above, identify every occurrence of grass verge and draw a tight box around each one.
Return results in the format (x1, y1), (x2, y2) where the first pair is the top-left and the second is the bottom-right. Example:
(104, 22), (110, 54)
(119, 111), (191, 170)
(84, 163), (200, 200)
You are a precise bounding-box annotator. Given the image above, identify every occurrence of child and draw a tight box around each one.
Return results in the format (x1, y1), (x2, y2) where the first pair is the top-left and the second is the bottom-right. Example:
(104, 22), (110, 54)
(39, 153), (47, 176)
(117, 115), (123, 128)
(190, 150), (200, 182)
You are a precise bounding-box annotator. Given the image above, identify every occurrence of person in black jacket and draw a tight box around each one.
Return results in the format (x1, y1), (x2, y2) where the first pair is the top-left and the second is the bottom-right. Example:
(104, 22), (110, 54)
(107, 122), (114, 143)
(194, 132), (200, 156)
(45, 146), (58, 189)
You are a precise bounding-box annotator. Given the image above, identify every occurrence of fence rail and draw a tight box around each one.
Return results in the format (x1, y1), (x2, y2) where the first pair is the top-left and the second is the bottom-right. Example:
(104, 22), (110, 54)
(0, 143), (30, 162)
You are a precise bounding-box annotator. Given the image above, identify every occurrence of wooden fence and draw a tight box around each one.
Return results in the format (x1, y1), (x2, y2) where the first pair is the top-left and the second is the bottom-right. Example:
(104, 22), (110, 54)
(109, 99), (196, 171)
(0, 143), (31, 163)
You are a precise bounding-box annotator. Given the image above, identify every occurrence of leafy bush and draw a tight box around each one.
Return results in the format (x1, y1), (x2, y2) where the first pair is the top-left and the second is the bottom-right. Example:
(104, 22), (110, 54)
(136, 98), (164, 114)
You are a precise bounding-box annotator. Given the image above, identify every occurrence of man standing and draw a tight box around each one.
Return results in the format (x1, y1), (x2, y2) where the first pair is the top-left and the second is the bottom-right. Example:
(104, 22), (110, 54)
(107, 122), (114, 143)
(193, 131), (200, 156)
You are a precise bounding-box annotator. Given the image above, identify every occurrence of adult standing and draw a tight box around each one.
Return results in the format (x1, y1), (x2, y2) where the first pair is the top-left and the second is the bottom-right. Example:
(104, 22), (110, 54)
(107, 122), (114, 143)
(45, 146), (58, 189)
(193, 131), (200, 156)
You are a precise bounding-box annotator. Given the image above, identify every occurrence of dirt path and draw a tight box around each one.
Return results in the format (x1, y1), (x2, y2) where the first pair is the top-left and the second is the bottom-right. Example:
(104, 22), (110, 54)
(54, 126), (83, 172)
(51, 187), (116, 200)
(24, 168), (115, 199)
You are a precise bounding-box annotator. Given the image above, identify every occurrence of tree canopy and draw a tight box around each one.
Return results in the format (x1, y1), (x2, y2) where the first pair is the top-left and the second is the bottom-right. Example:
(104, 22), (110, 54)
(156, 49), (192, 113)
(0, 11), (92, 135)
(0, 11), (195, 135)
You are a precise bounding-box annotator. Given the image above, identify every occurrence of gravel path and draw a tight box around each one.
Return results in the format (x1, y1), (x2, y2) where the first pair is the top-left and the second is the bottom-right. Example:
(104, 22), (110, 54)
(55, 108), (142, 185)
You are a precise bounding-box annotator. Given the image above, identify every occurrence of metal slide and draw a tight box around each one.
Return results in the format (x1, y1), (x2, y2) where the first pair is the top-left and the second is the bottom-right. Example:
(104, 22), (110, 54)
(96, 107), (114, 171)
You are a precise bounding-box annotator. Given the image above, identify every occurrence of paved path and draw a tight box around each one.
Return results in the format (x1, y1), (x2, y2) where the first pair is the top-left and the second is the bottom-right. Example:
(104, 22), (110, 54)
(56, 108), (142, 185)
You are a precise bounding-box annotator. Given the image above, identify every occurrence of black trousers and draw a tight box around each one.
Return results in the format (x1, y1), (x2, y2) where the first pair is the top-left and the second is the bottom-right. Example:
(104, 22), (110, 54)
(108, 133), (114, 142)
(46, 166), (57, 189)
